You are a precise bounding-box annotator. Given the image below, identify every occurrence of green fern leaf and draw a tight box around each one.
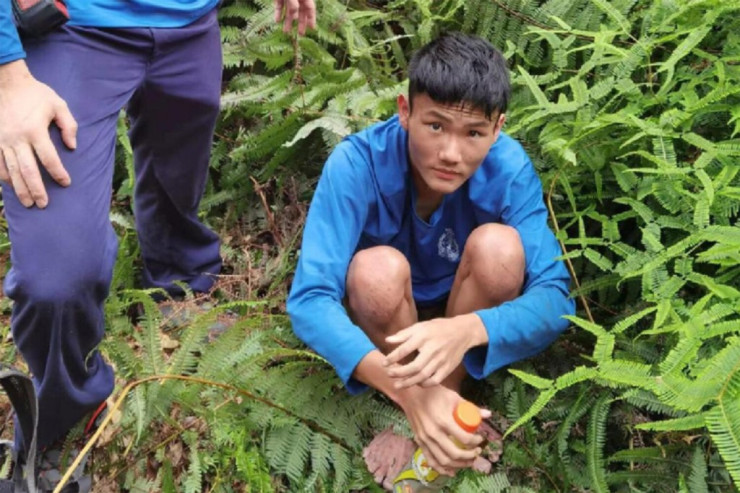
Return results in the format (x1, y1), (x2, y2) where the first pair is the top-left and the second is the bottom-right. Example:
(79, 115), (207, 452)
(657, 26), (712, 94)
(658, 336), (702, 377)
(634, 413), (705, 432)
(705, 399), (740, 486)
(563, 315), (607, 337)
(612, 306), (657, 334)
(456, 472), (510, 493)
(283, 115), (352, 147)
(598, 360), (655, 391)
(518, 66), (551, 107)
(556, 366), (599, 390)
(504, 388), (558, 437)
(509, 369), (553, 390)
(556, 388), (592, 461)
(591, 0), (631, 34)
(586, 395), (610, 492)
(687, 446), (710, 493)
(182, 441), (202, 493)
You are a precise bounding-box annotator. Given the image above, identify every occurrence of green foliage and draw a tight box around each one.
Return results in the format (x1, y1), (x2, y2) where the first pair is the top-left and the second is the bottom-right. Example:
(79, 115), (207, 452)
(586, 396), (611, 492)
(107, 0), (739, 488)
(499, 0), (740, 489)
(101, 284), (402, 491)
(1, 0), (737, 490)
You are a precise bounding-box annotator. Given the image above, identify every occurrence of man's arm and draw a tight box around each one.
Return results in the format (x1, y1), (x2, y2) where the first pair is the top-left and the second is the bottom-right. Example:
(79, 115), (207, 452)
(464, 155), (575, 378)
(287, 143), (378, 393)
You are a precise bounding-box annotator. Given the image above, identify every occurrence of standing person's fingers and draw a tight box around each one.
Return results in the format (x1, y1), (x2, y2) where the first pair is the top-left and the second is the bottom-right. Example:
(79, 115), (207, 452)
(273, 0), (285, 23)
(2, 147), (33, 207)
(283, 0), (300, 32)
(298, 9), (307, 35)
(0, 151), (9, 182)
(33, 134), (71, 188)
(298, 0), (316, 35)
(52, 98), (78, 151)
(14, 143), (48, 208)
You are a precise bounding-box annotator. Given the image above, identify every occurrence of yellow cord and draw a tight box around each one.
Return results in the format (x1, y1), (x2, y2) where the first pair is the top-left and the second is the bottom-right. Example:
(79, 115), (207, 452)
(53, 373), (314, 493)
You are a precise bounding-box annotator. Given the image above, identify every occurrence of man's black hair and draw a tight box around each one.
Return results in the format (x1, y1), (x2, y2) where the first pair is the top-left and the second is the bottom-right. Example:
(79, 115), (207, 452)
(407, 32), (510, 119)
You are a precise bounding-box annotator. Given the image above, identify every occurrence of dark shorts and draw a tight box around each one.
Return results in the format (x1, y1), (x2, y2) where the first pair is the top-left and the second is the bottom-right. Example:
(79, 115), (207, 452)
(415, 295), (449, 321)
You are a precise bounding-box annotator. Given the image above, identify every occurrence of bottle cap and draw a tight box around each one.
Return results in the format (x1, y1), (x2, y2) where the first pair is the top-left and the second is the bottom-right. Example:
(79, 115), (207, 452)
(453, 400), (481, 433)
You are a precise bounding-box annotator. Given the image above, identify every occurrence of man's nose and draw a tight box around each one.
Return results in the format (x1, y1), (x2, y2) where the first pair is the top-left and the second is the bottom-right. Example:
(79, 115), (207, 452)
(439, 136), (462, 164)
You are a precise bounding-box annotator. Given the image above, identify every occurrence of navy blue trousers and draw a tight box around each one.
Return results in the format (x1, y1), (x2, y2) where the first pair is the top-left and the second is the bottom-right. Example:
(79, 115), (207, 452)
(2, 10), (222, 449)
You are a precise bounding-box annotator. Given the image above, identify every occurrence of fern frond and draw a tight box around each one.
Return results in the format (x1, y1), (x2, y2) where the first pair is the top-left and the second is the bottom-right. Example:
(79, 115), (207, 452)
(510, 369), (553, 390)
(586, 395), (611, 492)
(635, 413), (706, 432)
(608, 444), (689, 466)
(597, 360), (655, 391)
(705, 399), (740, 486)
(504, 387), (557, 437)
(687, 446), (710, 493)
(182, 437), (203, 493)
(456, 472), (511, 493)
(556, 387), (592, 462)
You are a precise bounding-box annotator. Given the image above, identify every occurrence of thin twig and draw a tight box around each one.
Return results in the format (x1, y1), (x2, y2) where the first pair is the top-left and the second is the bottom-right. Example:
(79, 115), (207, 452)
(54, 374), (352, 493)
(546, 172), (595, 323)
(250, 176), (283, 248)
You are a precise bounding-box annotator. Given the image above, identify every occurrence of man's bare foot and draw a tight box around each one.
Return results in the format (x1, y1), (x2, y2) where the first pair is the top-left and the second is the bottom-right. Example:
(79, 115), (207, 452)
(362, 421), (504, 490)
(362, 428), (415, 491)
(479, 420), (503, 463)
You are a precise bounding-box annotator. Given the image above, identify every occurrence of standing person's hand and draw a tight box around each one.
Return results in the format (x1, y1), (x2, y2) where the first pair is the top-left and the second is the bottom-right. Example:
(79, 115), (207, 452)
(0, 60), (75, 208)
(274, 0), (317, 35)
(396, 385), (489, 476)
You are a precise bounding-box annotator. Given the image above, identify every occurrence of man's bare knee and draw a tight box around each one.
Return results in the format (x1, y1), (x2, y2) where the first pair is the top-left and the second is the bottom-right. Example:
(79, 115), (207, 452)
(346, 246), (412, 328)
(464, 224), (524, 297)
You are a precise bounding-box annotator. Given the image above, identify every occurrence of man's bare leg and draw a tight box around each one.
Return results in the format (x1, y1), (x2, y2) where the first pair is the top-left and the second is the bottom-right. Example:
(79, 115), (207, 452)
(346, 246), (420, 488)
(444, 223), (524, 466)
(346, 246), (418, 354)
(447, 223), (524, 317)
(350, 227), (524, 488)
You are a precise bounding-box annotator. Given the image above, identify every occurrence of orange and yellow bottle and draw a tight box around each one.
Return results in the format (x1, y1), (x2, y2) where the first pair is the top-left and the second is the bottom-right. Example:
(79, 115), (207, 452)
(393, 400), (482, 492)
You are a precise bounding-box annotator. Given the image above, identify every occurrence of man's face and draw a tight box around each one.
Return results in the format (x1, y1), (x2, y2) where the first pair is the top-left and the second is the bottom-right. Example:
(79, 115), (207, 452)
(398, 93), (505, 203)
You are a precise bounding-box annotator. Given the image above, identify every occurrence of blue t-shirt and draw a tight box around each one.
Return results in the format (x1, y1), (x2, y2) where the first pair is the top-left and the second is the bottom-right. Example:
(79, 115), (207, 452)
(1, 1), (220, 64)
(287, 115), (575, 394)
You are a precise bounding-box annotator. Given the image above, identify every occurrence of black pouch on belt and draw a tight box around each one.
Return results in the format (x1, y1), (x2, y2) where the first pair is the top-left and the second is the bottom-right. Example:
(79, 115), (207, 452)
(11, 0), (69, 37)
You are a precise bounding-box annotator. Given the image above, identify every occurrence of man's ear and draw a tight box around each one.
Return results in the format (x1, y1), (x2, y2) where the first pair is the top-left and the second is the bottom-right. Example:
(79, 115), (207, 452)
(397, 94), (410, 130)
(493, 113), (506, 140)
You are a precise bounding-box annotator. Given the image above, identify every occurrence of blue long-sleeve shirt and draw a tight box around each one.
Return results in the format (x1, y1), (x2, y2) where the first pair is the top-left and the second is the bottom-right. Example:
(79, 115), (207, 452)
(287, 115), (575, 394)
(1, 0), (220, 65)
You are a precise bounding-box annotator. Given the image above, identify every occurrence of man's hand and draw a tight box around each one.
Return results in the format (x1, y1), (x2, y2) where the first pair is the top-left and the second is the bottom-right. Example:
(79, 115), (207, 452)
(383, 313), (488, 389)
(274, 0), (316, 35)
(0, 60), (75, 208)
(397, 385), (490, 476)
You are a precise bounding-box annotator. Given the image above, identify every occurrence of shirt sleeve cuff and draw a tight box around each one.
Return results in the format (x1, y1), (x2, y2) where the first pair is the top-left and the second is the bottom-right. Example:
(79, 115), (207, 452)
(339, 342), (376, 395)
(0, 50), (25, 65)
(463, 308), (499, 379)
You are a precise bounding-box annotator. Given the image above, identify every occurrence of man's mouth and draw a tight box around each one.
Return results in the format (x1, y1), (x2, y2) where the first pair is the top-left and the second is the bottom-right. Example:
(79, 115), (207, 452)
(431, 168), (459, 181)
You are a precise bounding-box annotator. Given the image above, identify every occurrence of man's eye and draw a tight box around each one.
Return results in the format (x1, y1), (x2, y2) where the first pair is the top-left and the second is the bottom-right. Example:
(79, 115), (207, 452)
(429, 123), (442, 131)
(469, 130), (482, 137)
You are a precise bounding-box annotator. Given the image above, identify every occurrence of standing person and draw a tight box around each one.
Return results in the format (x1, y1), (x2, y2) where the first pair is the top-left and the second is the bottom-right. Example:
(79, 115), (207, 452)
(0, 0), (315, 490)
(287, 32), (574, 489)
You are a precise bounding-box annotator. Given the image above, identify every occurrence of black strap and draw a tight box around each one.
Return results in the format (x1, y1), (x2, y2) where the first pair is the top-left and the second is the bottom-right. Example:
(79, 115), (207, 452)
(0, 364), (38, 493)
(0, 442), (13, 493)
